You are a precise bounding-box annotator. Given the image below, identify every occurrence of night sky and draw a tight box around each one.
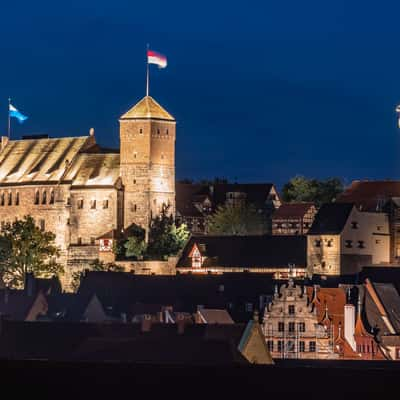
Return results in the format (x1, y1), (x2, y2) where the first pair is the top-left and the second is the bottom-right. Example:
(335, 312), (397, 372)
(1, 0), (400, 188)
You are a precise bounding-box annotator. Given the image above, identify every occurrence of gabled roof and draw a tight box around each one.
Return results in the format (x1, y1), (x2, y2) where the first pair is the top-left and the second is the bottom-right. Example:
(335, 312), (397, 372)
(273, 202), (316, 219)
(308, 203), (354, 235)
(0, 136), (92, 184)
(65, 153), (120, 187)
(0, 290), (45, 320)
(119, 96), (175, 121)
(177, 235), (307, 269)
(197, 309), (234, 324)
(337, 180), (400, 211)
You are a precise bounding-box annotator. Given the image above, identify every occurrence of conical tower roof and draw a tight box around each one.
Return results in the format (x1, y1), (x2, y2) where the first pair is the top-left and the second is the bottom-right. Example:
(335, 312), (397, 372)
(120, 96), (174, 121)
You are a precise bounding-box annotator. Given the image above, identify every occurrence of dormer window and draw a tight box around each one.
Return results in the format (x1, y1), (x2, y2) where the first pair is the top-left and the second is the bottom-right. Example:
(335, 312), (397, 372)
(190, 245), (202, 268)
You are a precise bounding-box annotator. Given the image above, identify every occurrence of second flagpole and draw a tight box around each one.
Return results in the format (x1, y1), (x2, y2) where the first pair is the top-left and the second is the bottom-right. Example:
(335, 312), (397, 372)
(146, 44), (150, 96)
(7, 98), (11, 139)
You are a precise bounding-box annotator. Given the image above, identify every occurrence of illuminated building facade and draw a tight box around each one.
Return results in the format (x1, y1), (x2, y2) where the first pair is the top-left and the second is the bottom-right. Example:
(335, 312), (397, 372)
(0, 96), (175, 286)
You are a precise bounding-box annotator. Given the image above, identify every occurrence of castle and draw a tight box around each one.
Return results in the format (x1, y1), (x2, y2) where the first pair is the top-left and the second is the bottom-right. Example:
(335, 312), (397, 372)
(0, 95), (176, 286)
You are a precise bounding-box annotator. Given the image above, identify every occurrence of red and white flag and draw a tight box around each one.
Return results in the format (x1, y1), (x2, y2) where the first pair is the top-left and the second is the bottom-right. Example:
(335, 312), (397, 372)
(147, 49), (167, 68)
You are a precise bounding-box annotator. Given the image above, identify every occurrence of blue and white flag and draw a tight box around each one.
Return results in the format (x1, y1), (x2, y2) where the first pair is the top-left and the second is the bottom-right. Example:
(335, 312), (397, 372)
(9, 103), (28, 123)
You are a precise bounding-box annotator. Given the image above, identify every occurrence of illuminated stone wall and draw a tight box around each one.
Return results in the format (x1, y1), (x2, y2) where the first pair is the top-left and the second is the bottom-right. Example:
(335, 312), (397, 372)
(120, 117), (176, 231)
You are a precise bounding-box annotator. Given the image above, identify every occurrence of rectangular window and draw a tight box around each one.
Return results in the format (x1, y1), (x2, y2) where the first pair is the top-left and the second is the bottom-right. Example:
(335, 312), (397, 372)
(90, 200), (96, 209)
(358, 240), (365, 249)
(298, 322), (306, 332)
(288, 322), (295, 332)
(277, 340), (283, 352)
(278, 322), (285, 332)
(39, 219), (45, 232)
(351, 221), (359, 229)
(345, 240), (353, 248)
(288, 305), (295, 315)
(77, 199), (84, 209)
(309, 341), (316, 352)
(314, 240), (321, 247)
(267, 341), (274, 352)
(299, 341), (305, 352)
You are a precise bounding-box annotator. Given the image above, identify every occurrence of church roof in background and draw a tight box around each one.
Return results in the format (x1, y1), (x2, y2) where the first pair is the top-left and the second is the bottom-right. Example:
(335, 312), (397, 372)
(120, 96), (175, 121)
(337, 180), (400, 211)
(0, 136), (91, 184)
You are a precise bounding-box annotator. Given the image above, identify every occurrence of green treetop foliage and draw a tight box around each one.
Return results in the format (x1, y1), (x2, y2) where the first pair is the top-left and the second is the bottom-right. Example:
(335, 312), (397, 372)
(147, 204), (190, 259)
(281, 176), (344, 206)
(0, 215), (63, 288)
(71, 259), (124, 292)
(207, 203), (268, 236)
(124, 236), (146, 259)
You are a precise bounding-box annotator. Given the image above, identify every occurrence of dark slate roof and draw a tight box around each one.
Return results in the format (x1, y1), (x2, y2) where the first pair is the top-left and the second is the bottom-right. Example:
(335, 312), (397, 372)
(177, 235), (307, 269)
(272, 202), (315, 219)
(0, 319), (248, 365)
(176, 183), (208, 217)
(308, 203), (354, 235)
(76, 271), (276, 323)
(337, 180), (400, 211)
(359, 267), (400, 295)
(0, 290), (39, 320)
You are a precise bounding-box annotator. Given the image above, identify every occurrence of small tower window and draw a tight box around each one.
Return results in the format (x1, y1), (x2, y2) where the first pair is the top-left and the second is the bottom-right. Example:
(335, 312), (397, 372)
(15, 192), (19, 206)
(8, 192), (12, 206)
(42, 191), (47, 205)
(90, 237), (95, 245)
(39, 219), (45, 232)
(34, 191), (39, 205)
(133, 179), (136, 184)
(90, 200), (96, 209)
(157, 129), (160, 135)
(1, 193), (4, 206)
(77, 237), (82, 245)
(102, 199), (109, 209)
(49, 190), (55, 204)
(134, 152), (137, 159)
(166, 129), (169, 135)
(77, 199), (84, 209)
(139, 128), (143, 134)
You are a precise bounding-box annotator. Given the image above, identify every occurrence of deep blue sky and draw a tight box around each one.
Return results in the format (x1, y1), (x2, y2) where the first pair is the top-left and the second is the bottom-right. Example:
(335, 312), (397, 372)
(1, 0), (400, 188)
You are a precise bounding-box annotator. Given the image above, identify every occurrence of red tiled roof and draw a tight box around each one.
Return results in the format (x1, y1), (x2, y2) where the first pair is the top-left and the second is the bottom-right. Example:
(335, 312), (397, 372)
(337, 180), (400, 211)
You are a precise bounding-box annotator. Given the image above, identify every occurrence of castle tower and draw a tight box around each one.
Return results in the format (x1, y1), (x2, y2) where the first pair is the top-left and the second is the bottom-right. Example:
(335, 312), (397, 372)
(119, 95), (176, 231)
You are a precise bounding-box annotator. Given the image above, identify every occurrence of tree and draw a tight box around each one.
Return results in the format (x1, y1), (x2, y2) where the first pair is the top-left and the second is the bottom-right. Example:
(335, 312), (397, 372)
(147, 204), (190, 259)
(71, 259), (124, 292)
(124, 236), (146, 259)
(207, 203), (267, 236)
(0, 215), (63, 288)
(282, 176), (343, 206)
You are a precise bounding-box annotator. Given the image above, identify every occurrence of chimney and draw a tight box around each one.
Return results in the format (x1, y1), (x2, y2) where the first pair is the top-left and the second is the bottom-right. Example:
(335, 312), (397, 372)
(25, 272), (35, 297)
(1, 136), (9, 151)
(344, 304), (356, 351)
(176, 314), (185, 334)
(141, 314), (152, 332)
(89, 127), (95, 137)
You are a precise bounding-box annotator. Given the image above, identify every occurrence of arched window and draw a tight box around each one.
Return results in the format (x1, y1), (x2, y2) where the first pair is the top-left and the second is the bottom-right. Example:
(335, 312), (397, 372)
(15, 192), (19, 206)
(34, 190), (39, 205)
(8, 192), (12, 206)
(42, 191), (47, 205)
(49, 190), (55, 204)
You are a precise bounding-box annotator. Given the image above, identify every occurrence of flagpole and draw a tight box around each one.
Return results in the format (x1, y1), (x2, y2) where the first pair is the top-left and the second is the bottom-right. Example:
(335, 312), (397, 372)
(7, 98), (10, 139)
(146, 43), (150, 97)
